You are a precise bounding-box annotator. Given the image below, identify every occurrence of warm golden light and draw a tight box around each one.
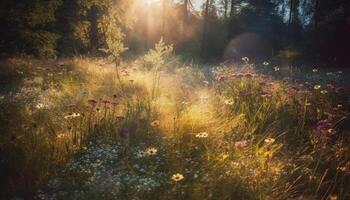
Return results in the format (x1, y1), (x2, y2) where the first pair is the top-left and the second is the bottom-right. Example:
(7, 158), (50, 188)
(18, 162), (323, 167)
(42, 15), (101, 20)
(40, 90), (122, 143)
(144, 0), (159, 6)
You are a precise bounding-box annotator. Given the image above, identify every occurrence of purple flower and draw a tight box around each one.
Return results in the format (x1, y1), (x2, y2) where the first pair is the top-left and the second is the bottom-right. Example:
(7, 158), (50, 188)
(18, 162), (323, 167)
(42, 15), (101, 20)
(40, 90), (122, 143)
(235, 140), (248, 148)
(88, 99), (97, 106)
(117, 129), (129, 138)
(218, 76), (227, 81)
(336, 87), (345, 94)
(116, 116), (125, 122)
(260, 91), (272, 98)
(316, 120), (332, 131)
(244, 73), (253, 78)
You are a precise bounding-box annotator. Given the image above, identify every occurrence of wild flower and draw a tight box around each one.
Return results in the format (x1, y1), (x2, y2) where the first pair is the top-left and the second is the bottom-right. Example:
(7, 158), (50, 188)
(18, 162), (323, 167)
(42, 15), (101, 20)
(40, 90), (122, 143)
(305, 102), (312, 106)
(64, 112), (81, 119)
(327, 129), (336, 135)
(314, 85), (321, 90)
(312, 69), (318, 72)
(244, 73), (253, 78)
(242, 57), (249, 63)
(117, 129), (129, 138)
(264, 137), (275, 144)
(235, 140), (248, 148)
(136, 150), (147, 158)
(260, 91), (272, 98)
(88, 99), (98, 106)
(218, 76), (226, 81)
(56, 133), (65, 139)
(236, 73), (244, 78)
(320, 90), (328, 94)
(224, 100), (234, 105)
(316, 120), (331, 131)
(273, 66), (280, 71)
(195, 132), (208, 138)
(150, 120), (160, 127)
(101, 99), (111, 104)
(116, 116), (125, 122)
(220, 152), (229, 160)
(335, 87), (345, 94)
(171, 173), (184, 182)
(182, 101), (189, 105)
(146, 147), (158, 156)
(36, 103), (46, 109)
(263, 61), (269, 66)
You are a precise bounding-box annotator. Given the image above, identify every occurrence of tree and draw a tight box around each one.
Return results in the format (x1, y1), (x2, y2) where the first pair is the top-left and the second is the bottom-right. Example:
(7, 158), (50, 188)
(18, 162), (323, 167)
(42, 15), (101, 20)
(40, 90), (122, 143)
(219, 0), (230, 19)
(201, 0), (211, 56)
(0, 0), (62, 57)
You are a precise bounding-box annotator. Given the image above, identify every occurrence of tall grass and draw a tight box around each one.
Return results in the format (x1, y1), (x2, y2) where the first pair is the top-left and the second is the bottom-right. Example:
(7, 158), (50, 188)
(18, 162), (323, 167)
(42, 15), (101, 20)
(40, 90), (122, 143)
(0, 44), (349, 199)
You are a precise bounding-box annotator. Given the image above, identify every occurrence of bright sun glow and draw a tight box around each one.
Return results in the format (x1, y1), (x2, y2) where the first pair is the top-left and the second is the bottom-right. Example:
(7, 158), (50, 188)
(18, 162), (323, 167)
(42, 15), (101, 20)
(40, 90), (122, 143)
(144, 0), (159, 5)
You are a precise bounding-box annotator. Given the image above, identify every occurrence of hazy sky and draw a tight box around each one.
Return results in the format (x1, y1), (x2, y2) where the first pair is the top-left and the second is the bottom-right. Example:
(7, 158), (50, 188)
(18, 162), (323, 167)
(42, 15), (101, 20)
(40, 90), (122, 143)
(192, 0), (205, 10)
(172, 0), (205, 11)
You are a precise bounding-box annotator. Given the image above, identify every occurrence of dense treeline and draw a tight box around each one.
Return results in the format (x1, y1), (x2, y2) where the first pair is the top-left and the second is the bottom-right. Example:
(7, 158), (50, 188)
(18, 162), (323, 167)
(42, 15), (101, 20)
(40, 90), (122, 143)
(0, 0), (349, 65)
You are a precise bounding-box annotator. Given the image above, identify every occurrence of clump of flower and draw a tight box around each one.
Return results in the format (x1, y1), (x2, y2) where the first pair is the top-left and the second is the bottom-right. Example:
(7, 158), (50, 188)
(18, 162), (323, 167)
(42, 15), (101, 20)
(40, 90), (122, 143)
(235, 140), (248, 148)
(242, 57), (249, 63)
(150, 120), (160, 127)
(224, 100), (234, 105)
(136, 150), (147, 158)
(316, 119), (332, 131)
(116, 116), (125, 122)
(314, 85), (321, 90)
(171, 173), (184, 182)
(195, 132), (208, 138)
(264, 137), (275, 144)
(56, 133), (66, 139)
(273, 67), (280, 71)
(260, 91), (272, 98)
(327, 128), (336, 135)
(117, 129), (129, 139)
(88, 99), (98, 106)
(36, 103), (46, 109)
(220, 152), (230, 160)
(64, 112), (81, 119)
(146, 147), (158, 156)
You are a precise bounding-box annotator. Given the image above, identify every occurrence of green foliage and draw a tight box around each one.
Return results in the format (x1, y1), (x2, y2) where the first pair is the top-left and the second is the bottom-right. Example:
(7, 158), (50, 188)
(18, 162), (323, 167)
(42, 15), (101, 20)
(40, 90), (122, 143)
(17, 0), (62, 57)
(21, 30), (60, 58)
(143, 38), (174, 69)
(73, 20), (91, 49)
(99, 7), (128, 62)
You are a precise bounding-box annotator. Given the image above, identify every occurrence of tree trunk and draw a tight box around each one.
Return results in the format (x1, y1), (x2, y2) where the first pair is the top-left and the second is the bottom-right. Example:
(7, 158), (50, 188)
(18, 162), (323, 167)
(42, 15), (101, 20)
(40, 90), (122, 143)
(88, 5), (99, 55)
(201, 0), (210, 56)
(224, 0), (228, 19)
(183, 0), (188, 38)
(230, 0), (235, 17)
(162, 0), (167, 38)
(313, 0), (321, 29)
(344, 0), (350, 26)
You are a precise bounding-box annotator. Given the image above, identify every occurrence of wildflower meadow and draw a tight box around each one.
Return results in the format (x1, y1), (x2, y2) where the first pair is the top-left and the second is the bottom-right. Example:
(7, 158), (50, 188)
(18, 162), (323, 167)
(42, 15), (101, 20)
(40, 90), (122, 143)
(1, 40), (349, 200)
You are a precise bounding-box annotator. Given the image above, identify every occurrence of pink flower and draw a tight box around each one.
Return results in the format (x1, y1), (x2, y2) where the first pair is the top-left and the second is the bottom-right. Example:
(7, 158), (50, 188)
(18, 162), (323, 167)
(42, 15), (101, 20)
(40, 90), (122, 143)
(235, 140), (248, 148)
(88, 99), (97, 105)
